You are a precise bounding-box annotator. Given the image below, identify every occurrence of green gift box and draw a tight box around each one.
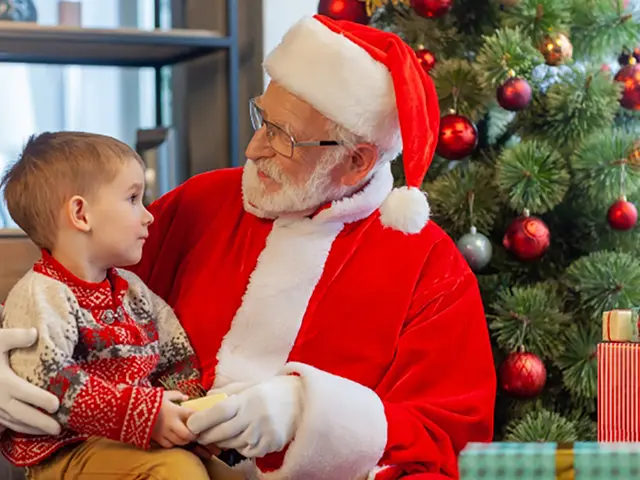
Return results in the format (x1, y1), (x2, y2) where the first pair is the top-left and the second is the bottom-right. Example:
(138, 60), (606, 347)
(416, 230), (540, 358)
(458, 442), (640, 479)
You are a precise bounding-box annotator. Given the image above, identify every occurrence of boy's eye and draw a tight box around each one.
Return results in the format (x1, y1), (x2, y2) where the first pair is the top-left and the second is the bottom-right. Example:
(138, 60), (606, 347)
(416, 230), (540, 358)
(129, 194), (138, 203)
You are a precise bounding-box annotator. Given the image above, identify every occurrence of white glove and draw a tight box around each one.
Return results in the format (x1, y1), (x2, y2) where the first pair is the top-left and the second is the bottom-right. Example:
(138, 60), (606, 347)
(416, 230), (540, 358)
(187, 375), (303, 459)
(0, 326), (61, 436)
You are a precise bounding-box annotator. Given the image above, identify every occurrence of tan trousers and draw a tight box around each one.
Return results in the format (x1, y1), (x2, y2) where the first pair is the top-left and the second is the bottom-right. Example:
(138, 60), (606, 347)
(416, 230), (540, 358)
(26, 437), (244, 480)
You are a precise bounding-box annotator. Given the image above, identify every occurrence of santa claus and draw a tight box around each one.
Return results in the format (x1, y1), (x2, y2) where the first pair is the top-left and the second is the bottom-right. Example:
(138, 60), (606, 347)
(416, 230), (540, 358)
(0, 15), (496, 480)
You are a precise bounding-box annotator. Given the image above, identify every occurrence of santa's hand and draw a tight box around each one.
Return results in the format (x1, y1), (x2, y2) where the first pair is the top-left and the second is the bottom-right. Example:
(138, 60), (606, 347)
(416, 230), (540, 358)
(206, 381), (253, 397)
(0, 326), (61, 436)
(187, 375), (302, 459)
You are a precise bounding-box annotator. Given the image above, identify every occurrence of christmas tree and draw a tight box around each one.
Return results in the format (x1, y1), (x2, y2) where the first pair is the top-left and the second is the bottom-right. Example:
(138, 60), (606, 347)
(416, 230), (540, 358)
(318, 0), (640, 441)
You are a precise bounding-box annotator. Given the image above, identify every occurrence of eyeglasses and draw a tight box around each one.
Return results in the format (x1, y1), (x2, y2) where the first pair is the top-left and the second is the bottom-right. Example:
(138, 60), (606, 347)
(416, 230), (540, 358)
(249, 98), (344, 158)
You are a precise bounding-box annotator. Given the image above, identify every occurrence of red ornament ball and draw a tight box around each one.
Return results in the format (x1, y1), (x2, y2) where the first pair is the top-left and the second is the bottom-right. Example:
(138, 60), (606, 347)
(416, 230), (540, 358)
(317, 0), (369, 24)
(499, 351), (547, 398)
(411, 0), (453, 18)
(502, 213), (550, 262)
(415, 47), (436, 74)
(497, 77), (532, 111)
(435, 114), (478, 160)
(608, 199), (638, 230)
(614, 63), (640, 110)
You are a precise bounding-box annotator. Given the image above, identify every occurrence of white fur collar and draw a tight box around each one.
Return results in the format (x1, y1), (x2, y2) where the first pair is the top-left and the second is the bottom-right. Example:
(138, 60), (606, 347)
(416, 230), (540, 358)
(312, 162), (393, 225)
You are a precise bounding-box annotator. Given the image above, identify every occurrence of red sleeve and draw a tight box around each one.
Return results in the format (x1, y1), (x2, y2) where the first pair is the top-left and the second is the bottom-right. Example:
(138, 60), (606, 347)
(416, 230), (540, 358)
(59, 368), (164, 449)
(375, 238), (496, 478)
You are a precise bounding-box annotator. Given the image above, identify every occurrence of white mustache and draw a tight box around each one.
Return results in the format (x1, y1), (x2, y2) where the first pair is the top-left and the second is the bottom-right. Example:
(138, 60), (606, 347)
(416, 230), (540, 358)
(252, 159), (287, 183)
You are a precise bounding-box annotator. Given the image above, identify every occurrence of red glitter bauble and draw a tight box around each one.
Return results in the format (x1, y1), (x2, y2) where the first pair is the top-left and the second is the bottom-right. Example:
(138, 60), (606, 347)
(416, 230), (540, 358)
(499, 351), (547, 398)
(317, 0), (369, 24)
(415, 47), (436, 74)
(502, 213), (550, 262)
(497, 77), (532, 111)
(614, 63), (640, 110)
(411, 0), (453, 18)
(435, 114), (478, 160)
(607, 199), (638, 230)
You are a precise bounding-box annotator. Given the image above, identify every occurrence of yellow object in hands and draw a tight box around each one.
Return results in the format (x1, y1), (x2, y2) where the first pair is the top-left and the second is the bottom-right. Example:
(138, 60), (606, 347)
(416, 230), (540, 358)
(181, 393), (228, 411)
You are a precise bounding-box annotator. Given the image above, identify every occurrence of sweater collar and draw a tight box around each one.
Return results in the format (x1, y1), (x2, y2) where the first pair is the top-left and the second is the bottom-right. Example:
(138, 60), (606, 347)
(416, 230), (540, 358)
(34, 250), (128, 309)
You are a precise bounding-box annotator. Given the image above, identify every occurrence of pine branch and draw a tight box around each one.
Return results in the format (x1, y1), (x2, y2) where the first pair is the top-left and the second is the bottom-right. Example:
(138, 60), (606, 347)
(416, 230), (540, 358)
(449, 0), (502, 46)
(424, 162), (503, 239)
(515, 67), (622, 151)
(489, 283), (572, 358)
(556, 321), (598, 404)
(570, 0), (640, 62)
(557, 188), (640, 256)
(564, 250), (640, 319)
(496, 140), (570, 214)
(475, 27), (546, 88)
(369, 2), (463, 58)
(571, 129), (640, 207)
(499, 0), (573, 45)
(504, 409), (578, 442)
(614, 107), (640, 132)
(486, 104), (517, 145)
(431, 59), (494, 121)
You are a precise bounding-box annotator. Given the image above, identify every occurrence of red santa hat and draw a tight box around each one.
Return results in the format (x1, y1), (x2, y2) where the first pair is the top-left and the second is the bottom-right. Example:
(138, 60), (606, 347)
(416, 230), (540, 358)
(263, 14), (440, 234)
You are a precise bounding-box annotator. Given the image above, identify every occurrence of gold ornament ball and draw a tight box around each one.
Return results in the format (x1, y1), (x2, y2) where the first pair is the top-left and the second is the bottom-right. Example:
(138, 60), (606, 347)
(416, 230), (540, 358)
(628, 140), (640, 167)
(539, 33), (573, 66)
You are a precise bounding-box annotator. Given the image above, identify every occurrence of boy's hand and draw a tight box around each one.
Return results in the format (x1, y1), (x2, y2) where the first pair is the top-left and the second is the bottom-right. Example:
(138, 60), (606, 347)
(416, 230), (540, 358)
(151, 390), (197, 448)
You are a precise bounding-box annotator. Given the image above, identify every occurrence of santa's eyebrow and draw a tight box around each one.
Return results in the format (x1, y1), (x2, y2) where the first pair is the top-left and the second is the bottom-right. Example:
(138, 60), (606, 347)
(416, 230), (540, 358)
(255, 99), (300, 137)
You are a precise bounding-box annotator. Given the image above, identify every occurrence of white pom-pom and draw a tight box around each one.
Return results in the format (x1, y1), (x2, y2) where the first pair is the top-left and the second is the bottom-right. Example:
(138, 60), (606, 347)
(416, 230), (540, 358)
(379, 186), (430, 234)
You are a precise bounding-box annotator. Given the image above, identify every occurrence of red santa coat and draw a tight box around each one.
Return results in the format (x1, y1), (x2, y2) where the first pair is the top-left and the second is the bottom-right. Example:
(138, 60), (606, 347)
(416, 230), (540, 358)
(130, 162), (496, 480)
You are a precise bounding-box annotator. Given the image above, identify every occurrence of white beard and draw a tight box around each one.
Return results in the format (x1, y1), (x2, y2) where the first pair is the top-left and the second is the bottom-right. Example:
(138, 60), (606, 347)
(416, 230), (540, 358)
(241, 150), (355, 219)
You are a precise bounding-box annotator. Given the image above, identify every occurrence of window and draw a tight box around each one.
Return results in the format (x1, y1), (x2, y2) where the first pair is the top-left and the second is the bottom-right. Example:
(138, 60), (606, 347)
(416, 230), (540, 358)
(0, 0), (168, 228)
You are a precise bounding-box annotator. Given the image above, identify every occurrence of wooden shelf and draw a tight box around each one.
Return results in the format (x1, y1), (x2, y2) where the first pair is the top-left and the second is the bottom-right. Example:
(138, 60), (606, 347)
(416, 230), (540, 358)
(0, 22), (230, 67)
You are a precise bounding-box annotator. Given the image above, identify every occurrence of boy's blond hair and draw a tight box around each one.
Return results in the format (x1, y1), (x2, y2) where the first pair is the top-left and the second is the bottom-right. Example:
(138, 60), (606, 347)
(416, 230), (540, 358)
(1, 131), (145, 250)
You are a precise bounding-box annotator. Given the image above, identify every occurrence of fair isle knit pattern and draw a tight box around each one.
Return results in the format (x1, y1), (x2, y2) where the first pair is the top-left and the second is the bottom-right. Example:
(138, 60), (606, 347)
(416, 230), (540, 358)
(0, 251), (201, 467)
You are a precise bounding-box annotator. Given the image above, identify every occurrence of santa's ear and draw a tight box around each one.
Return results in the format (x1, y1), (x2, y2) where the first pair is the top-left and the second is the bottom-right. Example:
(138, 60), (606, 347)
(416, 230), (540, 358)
(340, 143), (378, 187)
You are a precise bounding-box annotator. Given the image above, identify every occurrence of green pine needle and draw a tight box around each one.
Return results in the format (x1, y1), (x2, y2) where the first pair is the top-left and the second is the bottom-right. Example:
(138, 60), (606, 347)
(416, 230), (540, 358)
(475, 27), (545, 87)
(489, 283), (572, 358)
(499, 0), (573, 45)
(449, 0), (501, 42)
(370, 3), (463, 59)
(571, 129), (640, 206)
(516, 67), (622, 150)
(424, 162), (503, 239)
(496, 140), (570, 214)
(504, 409), (578, 442)
(486, 103), (517, 145)
(565, 250), (640, 319)
(558, 188), (640, 255)
(570, 0), (640, 61)
(556, 322), (598, 402)
(431, 59), (494, 121)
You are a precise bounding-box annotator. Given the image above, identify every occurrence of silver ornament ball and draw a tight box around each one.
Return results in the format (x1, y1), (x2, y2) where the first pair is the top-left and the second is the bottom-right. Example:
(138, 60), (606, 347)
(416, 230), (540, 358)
(457, 227), (493, 271)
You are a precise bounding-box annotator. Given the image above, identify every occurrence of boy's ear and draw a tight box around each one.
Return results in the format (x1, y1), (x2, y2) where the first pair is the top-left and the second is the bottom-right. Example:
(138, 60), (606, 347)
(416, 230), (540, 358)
(67, 195), (91, 233)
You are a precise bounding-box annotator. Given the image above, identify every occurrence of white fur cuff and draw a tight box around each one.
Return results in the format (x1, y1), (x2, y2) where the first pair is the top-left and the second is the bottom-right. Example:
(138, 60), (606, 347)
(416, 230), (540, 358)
(259, 362), (388, 480)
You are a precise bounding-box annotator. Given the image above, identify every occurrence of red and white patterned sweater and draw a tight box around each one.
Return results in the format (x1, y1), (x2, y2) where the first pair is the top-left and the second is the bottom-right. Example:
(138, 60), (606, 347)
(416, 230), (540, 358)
(0, 250), (201, 467)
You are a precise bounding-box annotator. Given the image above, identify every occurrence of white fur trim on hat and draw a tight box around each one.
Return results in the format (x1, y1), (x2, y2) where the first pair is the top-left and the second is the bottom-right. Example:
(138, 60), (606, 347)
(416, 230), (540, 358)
(379, 186), (430, 234)
(263, 16), (402, 154)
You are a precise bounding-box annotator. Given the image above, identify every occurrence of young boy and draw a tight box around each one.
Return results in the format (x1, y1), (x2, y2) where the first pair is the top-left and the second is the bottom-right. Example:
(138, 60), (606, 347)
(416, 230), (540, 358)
(0, 132), (238, 480)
